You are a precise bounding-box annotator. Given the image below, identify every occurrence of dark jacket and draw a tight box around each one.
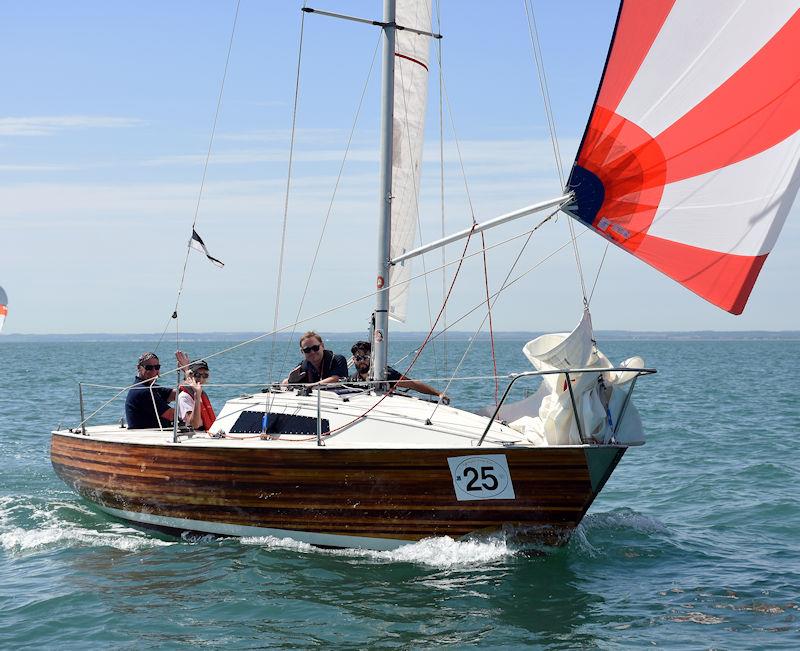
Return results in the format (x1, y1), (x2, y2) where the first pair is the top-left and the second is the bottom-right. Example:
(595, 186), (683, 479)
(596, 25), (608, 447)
(287, 349), (348, 384)
(125, 377), (173, 429)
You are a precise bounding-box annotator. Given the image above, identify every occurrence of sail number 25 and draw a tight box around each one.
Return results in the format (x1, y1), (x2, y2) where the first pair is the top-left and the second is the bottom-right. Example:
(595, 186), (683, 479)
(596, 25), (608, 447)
(447, 455), (516, 501)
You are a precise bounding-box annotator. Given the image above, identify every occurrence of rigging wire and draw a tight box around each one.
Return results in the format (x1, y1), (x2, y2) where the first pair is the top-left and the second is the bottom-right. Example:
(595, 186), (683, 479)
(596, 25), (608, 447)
(390, 209), (568, 367)
(73, 210), (577, 431)
(523, 0), (589, 306)
(269, 5), (307, 385)
(274, 32), (383, 381)
(314, 225), (478, 441)
(154, 0), (242, 354)
(434, 47), (500, 400)
(426, 206), (559, 420)
(588, 242), (611, 304)
(436, 0), (448, 378)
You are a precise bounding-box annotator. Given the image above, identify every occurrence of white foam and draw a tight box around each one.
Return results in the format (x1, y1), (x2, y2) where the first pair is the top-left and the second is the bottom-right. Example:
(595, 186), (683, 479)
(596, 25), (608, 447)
(0, 523), (171, 553)
(0, 495), (172, 554)
(240, 534), (318, 553)
(242, 532), (515, 568)
(366, 535), (514, 567)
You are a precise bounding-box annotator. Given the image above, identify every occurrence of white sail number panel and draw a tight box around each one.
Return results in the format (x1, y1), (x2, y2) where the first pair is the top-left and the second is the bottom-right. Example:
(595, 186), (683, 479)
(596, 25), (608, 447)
(447, 455), (516, 501)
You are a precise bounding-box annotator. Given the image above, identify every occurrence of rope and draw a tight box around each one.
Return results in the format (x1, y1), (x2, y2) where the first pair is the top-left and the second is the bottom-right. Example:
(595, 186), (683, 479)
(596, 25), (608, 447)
(318, 224), (478, 439)
(434, 49), (500, 405)
(523, 0), (588, 307)
(391, 207), (573, 369)
(425, 206), (557, 420)
(155, 0), (241, 353)
(479, 231), (499, 404)
(71, 203), (574, 430)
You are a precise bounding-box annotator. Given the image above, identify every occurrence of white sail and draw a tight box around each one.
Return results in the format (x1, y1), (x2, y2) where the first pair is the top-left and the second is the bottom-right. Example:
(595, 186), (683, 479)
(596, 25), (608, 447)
(388, 0), (431, 323)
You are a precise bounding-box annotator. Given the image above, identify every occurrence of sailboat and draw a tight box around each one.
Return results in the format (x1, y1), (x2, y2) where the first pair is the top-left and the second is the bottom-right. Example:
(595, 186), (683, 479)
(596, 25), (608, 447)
(50, 1), (799, 550)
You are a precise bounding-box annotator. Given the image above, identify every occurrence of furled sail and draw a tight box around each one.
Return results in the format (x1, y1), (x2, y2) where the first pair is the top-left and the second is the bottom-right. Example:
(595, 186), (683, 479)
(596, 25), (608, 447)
(0, 286), (7, 333)
(565, 1), (800, 314)
(388, 0), (431, 322)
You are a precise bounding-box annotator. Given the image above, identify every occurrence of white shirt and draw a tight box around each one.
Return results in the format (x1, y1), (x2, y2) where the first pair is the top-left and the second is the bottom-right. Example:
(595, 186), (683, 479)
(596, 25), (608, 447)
(177, 391), (196, 421)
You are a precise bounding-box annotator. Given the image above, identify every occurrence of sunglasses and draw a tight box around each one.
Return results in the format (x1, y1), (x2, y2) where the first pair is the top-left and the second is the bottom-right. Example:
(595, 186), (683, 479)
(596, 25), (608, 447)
(301, 344), (321, 354)
(193, 372), (209, 379)
(353, 355), (369, 361)
(143, 364), (161, 371)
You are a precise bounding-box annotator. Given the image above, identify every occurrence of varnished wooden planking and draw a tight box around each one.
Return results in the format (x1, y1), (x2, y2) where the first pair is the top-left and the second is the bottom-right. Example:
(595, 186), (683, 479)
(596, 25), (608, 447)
(51, 433), (624, 542)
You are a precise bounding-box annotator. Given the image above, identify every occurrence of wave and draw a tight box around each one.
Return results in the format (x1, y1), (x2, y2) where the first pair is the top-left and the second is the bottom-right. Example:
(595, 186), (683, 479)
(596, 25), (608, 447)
(240, 531), (517, 568)
(0, 494), (171, 555)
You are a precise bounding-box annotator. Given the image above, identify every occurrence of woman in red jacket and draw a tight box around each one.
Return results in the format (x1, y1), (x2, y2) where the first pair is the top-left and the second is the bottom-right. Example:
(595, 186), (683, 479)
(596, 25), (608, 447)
(177, 358), (216, 431)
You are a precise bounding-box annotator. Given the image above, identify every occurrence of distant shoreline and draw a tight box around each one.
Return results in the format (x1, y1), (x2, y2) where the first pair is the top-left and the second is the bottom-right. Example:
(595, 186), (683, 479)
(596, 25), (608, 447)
(2, 331), (799, 343)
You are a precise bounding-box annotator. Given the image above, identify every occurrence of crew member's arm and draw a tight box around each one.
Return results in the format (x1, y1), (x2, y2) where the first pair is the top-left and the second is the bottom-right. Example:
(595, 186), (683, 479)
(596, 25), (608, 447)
(318, 354), (349, 384)
(154, 386), (176, 422)
(397, 377), (450, 405)
(170, 350), (191, 399)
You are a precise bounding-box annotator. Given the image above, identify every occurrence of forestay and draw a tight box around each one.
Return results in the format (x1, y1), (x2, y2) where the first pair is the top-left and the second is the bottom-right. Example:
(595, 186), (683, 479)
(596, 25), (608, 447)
(388, 0), (431, 322)
(565, 0), (800, 314)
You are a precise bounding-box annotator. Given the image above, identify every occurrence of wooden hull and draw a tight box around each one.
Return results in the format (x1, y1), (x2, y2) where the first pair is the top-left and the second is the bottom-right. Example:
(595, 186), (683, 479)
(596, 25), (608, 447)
(50, 431), (625, 550)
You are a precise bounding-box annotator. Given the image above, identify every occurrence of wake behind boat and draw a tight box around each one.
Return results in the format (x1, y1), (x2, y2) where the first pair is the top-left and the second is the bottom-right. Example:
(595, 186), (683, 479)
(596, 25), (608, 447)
(51, 0), (799, 550)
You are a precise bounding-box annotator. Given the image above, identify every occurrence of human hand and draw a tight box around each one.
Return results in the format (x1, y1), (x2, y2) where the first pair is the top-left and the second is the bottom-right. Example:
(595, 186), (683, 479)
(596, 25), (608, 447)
(176, 350), (191, 373)
(439, 394), (450, 406)
(184, 373), (201, 392)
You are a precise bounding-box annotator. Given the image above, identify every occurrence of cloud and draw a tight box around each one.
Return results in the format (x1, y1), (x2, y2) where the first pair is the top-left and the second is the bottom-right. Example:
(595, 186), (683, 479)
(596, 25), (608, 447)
(0, 116), (146, 137)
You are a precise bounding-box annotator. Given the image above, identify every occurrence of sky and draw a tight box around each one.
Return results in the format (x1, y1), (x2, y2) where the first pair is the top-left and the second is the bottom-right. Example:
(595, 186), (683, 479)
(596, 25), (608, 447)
(1, 0), (798, 336)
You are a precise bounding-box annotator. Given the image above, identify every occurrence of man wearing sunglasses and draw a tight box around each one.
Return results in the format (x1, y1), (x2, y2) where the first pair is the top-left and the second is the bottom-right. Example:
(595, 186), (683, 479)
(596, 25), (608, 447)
(285, 331), (348, 385)
(124, 351), (177, 429)
(347, 340), (450, 405)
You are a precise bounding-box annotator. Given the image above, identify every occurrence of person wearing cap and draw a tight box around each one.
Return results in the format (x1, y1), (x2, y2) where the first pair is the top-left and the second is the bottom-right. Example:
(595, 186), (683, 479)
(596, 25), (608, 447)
(177, 359), (216, 431)
(347, 340), (450, 404)
(124, 352), (178, 429)
(284, 331), (348, 385)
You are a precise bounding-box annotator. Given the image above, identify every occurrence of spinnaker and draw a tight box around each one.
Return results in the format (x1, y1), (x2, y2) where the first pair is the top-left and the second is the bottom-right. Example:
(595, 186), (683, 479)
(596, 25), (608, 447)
(566, 1), (800, 314)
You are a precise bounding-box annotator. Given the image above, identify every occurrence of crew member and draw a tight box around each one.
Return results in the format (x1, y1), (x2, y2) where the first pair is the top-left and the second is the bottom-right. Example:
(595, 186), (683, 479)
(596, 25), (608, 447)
(125, 352), (176, 428)
(285, 331), (348, 385)
(348, 340), (450, 404)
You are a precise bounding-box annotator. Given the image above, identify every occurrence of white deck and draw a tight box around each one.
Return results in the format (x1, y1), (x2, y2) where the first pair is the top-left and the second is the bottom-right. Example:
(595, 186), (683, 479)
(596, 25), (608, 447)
(59, 389), (535, 450)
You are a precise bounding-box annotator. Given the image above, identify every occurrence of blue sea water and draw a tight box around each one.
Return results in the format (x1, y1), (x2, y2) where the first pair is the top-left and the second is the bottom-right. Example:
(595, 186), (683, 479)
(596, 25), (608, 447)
(1, 337), (799, 649)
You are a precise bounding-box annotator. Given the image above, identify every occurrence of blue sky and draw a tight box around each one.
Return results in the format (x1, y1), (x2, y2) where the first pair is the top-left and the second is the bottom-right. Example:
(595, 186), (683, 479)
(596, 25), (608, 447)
(1, 1), (798, 335)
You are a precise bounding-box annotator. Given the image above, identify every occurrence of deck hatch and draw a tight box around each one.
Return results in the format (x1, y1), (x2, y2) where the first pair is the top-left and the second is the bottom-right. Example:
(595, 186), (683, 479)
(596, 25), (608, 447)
(229, 410), (328, 435)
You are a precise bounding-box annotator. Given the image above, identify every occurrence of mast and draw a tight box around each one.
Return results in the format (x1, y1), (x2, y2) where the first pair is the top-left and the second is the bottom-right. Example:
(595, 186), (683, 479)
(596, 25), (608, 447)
(373, 0), (396, 384)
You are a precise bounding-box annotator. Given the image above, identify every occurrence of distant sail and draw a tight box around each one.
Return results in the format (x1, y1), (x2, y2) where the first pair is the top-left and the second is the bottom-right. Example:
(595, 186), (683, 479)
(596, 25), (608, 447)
(388, 0), (431, 323)
(565, 1), (800, 314)
(0, 286), (7, 333)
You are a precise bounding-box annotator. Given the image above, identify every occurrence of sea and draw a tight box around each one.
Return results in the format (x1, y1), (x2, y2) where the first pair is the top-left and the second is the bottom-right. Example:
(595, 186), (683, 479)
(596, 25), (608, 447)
(1, 337), (798, 649)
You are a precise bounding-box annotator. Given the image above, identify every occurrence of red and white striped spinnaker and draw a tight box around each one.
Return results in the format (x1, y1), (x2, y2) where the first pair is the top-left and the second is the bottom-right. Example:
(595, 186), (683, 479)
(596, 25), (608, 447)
(388, 0), (431, 323)
(565, 1), (800, 314)
(0, 286), (7, 333)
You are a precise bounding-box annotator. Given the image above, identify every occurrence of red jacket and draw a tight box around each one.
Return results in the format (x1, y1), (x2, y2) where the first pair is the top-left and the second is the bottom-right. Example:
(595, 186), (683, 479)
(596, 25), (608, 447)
(179, 387), (216, 431)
